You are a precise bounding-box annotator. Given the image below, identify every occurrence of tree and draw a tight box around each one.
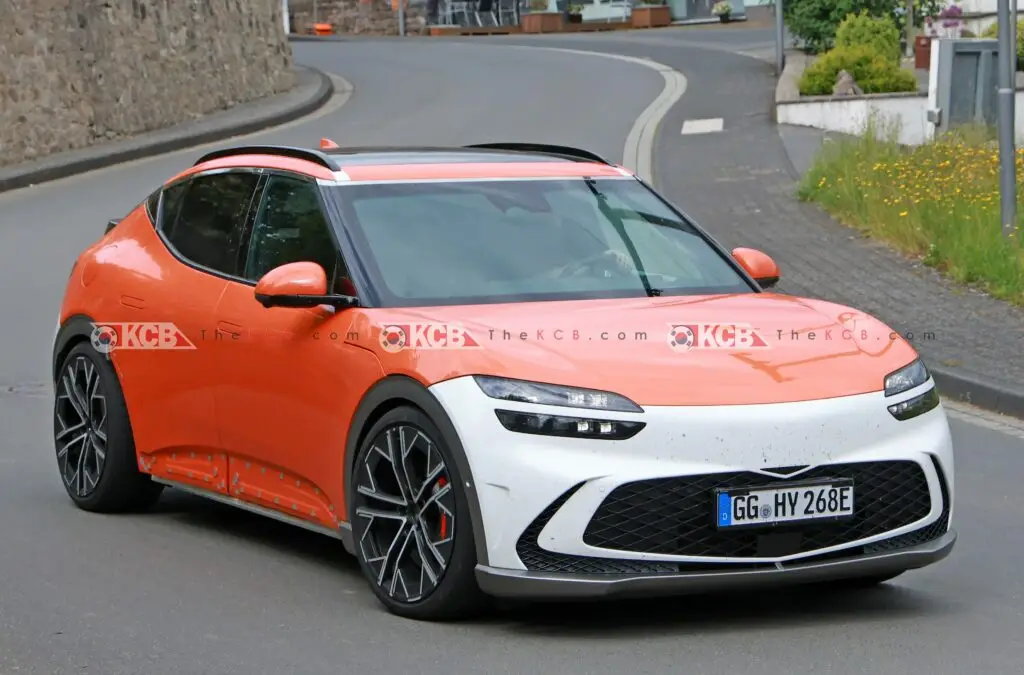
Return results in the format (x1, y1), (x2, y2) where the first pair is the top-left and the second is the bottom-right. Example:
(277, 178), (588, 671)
(783, 0), (943, 54)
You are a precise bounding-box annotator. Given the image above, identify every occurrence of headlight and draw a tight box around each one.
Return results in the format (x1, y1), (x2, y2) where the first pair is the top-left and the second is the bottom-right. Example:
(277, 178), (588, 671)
(883, 358), (930, 397)
(473, 375), (644, 413)
(887, 388), (940, 421)
(495, 410), (645, 440)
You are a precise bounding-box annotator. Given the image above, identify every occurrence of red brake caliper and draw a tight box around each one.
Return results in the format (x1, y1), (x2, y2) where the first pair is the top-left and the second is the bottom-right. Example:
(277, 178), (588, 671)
(435, 477), (448, 539)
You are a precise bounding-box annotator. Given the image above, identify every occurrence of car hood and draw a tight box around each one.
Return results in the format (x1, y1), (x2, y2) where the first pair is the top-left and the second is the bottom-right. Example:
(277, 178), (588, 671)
(349, 293), (920, 406)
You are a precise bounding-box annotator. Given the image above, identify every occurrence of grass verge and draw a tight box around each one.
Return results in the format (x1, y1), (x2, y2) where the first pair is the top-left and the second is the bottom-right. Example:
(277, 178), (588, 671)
(798, 125), (1024, 305)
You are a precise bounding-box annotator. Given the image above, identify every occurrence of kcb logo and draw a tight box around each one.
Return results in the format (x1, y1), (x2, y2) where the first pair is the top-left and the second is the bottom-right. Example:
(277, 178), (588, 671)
(379, 323), (482, 352)
(90, 323), (197, 354)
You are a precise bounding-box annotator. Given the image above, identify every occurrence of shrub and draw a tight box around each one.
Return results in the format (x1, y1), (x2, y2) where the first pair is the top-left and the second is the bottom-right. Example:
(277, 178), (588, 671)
(980, 19), (1024, 68)
(835, 10), (902, 64)
(783, 0), (942, 54)
(798, 44), (919, 96)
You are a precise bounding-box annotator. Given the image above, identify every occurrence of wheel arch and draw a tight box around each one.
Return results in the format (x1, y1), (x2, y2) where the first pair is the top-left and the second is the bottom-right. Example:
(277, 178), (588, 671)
(53, 314), (100, 384)
(343, 375), (490, 566)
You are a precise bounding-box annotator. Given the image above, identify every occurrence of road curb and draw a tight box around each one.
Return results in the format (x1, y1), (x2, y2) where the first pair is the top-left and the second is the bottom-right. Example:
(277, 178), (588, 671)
(932, 367), (1024, 420)
(0, 65), (335, 194)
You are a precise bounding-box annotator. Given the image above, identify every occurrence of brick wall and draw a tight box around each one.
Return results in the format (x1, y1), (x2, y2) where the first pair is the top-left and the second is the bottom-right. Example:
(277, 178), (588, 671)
(289, 0), (428, 36)
(0, 0), (295, 167)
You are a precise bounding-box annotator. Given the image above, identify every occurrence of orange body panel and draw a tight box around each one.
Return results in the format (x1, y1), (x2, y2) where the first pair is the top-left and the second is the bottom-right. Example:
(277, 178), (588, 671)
(211, 281), (384, 525)
(62, 208), (230, 491)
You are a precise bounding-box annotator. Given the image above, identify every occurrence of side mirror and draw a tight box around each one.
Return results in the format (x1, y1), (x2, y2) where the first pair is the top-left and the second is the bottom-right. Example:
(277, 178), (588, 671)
(732, 247), (780, 289)
(254, 261), (359, 309)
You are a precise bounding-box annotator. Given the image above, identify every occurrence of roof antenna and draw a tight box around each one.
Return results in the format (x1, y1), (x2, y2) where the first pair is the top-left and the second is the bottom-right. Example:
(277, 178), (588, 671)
(320, 138), (340, 150)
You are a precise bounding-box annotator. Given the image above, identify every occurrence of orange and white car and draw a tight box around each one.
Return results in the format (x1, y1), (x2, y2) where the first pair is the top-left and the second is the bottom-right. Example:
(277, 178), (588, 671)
(52, 142), (955, 620)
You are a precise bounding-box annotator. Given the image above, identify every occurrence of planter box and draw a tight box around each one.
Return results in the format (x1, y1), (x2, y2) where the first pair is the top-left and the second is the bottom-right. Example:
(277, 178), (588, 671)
(631, 5), (671, 29)
(522, 11), (565, 33)
(567, 13), (582, 23)
(915, 35), (932, 70)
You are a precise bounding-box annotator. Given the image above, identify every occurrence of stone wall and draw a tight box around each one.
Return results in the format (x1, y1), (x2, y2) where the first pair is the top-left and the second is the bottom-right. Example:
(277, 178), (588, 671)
(289, 0), (428, 36)
(0, 0), (295, 167)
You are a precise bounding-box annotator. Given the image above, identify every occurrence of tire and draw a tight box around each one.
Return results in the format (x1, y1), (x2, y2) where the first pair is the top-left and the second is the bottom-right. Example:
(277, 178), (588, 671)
(53, 342), (163, 512)
(349, 405), (488, 621)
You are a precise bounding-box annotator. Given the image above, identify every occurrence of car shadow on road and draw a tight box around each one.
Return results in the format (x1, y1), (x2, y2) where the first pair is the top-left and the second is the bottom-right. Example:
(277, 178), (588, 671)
(487, 580), (958, 637)
(152, 488), (362, 575)
(152, 489), (957, 635)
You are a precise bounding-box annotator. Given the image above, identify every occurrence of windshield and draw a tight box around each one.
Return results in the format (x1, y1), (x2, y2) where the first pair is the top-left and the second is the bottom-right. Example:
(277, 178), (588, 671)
(330, 177), (754, 307)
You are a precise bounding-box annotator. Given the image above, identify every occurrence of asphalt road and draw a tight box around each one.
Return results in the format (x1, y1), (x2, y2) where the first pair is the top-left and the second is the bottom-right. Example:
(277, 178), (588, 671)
(1, 37), (1023, 675)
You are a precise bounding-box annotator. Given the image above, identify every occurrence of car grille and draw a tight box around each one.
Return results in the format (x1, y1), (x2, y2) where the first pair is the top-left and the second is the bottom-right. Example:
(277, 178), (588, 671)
(515, 459), (949, 575)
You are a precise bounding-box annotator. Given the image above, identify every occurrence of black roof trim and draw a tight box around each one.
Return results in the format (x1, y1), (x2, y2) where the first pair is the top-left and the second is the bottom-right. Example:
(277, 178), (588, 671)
(192, 143), (611, 170)
(463, 143), (611, 165)
(194, 145), (340, 170)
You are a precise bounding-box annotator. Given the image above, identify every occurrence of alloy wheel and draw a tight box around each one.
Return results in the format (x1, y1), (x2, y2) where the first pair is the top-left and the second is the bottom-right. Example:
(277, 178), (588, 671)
(54, 355), (108, 498)
(353, 424), (456, 604)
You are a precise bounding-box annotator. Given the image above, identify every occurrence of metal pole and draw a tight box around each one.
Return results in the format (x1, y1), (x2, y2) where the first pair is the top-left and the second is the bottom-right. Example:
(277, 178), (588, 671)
(774, 0), (785, 75)
(998, 0), (1017, 238)
(398, 0), (406, 35)
(905, 0), (914, 58)
(313, 0), (318, 25)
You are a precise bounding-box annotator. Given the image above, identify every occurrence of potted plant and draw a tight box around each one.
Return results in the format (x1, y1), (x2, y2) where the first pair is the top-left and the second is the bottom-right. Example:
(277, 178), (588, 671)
(631, 0), (672, 29)
(937, 3), (964, 37)
(522, 0), (565, 32)
(712, 0), (732, 22)
(567, 4), (583, 23)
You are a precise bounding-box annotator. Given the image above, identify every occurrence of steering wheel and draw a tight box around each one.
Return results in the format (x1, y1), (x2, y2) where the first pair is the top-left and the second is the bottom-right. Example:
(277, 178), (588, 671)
(554, 250), (634, 279)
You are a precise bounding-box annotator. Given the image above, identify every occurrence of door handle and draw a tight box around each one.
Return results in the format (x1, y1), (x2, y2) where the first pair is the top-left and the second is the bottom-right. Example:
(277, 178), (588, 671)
(120, 295), (146, 310)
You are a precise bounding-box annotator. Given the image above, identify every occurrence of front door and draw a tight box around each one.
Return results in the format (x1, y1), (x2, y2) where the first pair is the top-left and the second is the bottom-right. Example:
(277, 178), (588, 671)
(212, 173), (382, 530)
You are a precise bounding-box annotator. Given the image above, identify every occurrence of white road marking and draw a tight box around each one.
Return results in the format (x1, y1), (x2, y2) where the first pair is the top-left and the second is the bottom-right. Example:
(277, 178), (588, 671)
(493, 45), (688, 184)
(681, 118), (724, 135)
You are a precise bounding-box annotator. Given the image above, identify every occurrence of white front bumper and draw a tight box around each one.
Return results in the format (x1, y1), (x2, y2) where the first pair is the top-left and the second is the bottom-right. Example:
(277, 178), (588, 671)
(429, 376), (954, 571)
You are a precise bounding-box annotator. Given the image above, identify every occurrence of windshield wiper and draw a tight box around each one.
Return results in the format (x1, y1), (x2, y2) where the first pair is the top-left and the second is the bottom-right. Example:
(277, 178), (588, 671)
(582, 179), (659, 298)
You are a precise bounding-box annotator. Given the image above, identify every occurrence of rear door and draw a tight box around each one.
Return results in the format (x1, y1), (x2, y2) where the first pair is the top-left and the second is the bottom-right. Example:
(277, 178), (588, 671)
(119, 169), (261, 494)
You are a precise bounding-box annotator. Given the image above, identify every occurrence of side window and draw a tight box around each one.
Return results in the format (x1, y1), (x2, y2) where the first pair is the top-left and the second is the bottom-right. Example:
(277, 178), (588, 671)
(160, 182), (188, 230)
(145, 191), (160, 225)
(148, 181), (188, 229)
(162, 172), (260, 276)
(243, 175), (348, 291)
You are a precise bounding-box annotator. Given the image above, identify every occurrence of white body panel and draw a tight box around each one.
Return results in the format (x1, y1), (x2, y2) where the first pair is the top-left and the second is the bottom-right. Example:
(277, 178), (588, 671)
(429, 376), (954, 571)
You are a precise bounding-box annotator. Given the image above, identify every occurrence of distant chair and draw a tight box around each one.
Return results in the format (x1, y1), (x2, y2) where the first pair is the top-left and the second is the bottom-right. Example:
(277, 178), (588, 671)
(447, 0), (475, 25)
(476, 0), (498, 25)
(496, 0), (518, 24)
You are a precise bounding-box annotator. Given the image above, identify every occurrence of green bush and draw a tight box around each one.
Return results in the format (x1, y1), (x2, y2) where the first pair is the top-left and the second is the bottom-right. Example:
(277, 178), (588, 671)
(980, 20), (1024, 68)
(835, 10), (902, 64)
(799, 44), (919, 96)
(783, 0), (942, 54)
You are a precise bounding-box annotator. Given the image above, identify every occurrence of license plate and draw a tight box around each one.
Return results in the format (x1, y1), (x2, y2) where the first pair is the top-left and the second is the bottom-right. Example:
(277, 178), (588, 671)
(714, 479), (854, 529)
